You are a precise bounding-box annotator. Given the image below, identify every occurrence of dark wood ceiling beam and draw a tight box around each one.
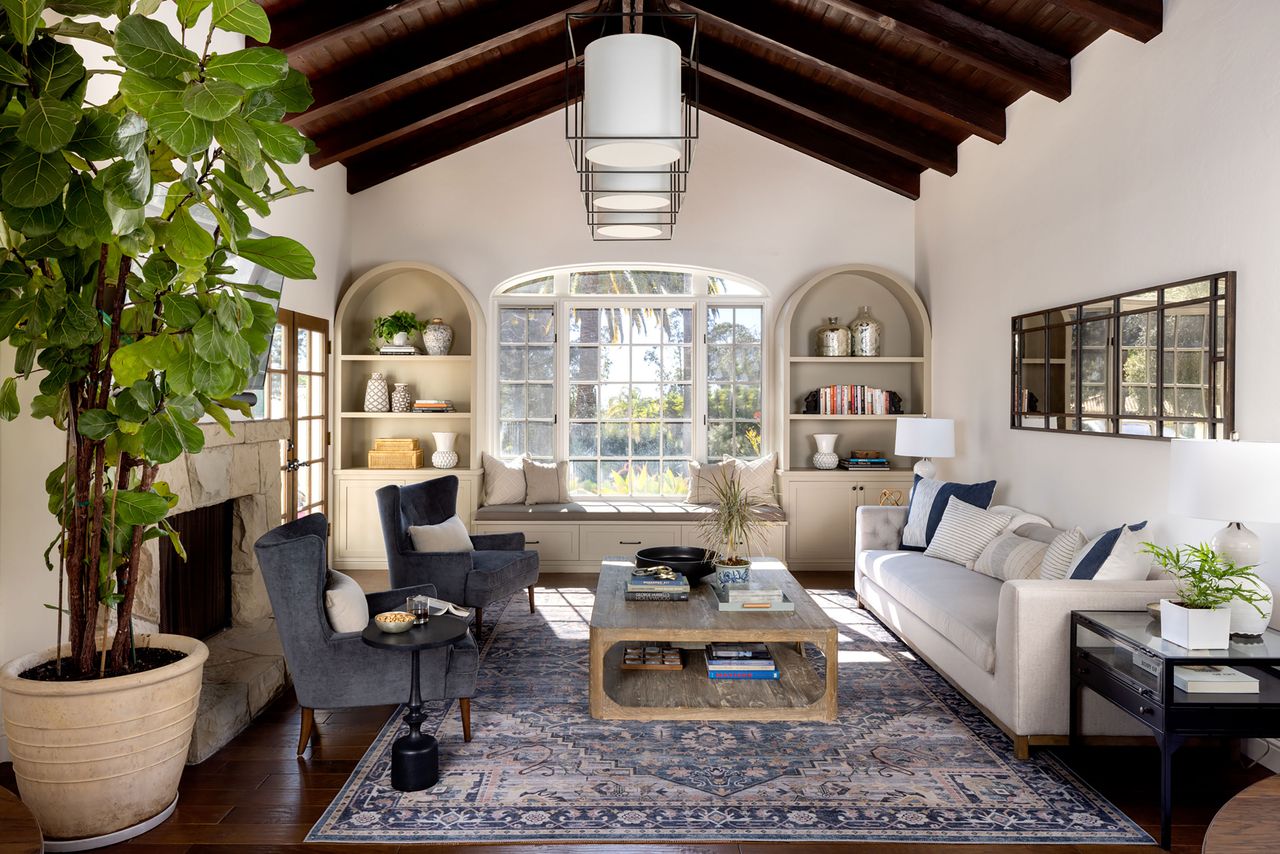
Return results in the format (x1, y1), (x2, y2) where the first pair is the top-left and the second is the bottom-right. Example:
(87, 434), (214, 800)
(294, 0), (593, 129)
(263, 1), (434, 53)
(674, 0), (1006, 143)
(819, 0), (1071, 101)
(694, 36), (956, 175)
(699, 76), (921, 199)
(1046, 0), (1162, 42)
(345, 74), (567, 194)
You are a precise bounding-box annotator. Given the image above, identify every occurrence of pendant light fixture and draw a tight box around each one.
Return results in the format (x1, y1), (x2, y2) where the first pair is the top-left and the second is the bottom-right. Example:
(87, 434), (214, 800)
(566, 1), (698, 240)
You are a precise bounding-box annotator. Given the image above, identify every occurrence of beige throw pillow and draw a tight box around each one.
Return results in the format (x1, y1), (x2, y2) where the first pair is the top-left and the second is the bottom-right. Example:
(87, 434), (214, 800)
(523, 459), (571, 505)
(324, 570), (369, 633)
(1038, 527), (1087, 580)
(923, 496), (1011, 566)
(974, 531), (1051, 581)
(481, 452), (526, 505)
(687, 459), (733, 504)
(408, 514), (474, 552)
(726, 453), (777, 502)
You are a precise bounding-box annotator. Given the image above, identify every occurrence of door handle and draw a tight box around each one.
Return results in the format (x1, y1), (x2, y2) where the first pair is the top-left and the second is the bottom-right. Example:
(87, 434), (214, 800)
(526, 540), (541, 545)
(285, 459), (312, 472)
(619, 540), (642, 545)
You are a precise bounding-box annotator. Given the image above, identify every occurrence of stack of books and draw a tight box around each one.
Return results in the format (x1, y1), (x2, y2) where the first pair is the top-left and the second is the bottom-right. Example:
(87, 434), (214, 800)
(379, 344), (420, 356)
(1173, 665), (1260, 694)
(413, 399), (456, 413)
(624, 572), (689, 601)
(840, 456), (890, 471)
(706, 642), (779, 680)
(814, 384), (895, 415)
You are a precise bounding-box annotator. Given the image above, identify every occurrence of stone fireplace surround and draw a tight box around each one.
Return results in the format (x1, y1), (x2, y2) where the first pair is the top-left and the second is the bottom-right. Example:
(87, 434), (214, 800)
(139, 419), (292, 763)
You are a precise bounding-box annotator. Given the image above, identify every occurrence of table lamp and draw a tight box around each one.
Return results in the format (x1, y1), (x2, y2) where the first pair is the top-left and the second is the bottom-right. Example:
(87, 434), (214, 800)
(894, 417), (954, 479)
(1168, 438), (1280, 566)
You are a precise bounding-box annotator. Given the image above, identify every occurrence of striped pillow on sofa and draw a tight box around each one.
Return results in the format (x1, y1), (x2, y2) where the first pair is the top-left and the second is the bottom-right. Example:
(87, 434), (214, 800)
(923, 497), (1012, 567)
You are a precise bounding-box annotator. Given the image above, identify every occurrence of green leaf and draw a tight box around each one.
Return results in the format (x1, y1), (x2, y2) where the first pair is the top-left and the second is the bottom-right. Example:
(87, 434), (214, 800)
(114, 380), (157, 422)
(111, 489), (170, 525)
(76, 407), (116, 440)
(0, 48), (27, 86)
(166, 206), (214, 268)
(181, 79), (244, 121)
(213, 114), (260, 168)
(176, 0), (213, 28)
(69, 109), (121, 160)
(47, 1), (117, 13)
(212, 0), (271, 43)
(0, 260), (27, 291)
(115, 14), (200, 79)
(191, 355), (237, 396)
(119, 71), (182, 116)
(64, 172), (108, 233)
(270, 67), (313, 113)
(110, 333), (176, 386)
(99, 152), (151, 209)
(47, 289), (102, 347)
(6, 198), (63, 236)
(141, 409), (205, 463)
(202, 398), (233, 434)
(241, 89), (284, 123)
(204, 47), (288, 89)
(211, 167), (268, 215)
(249, 118), (306, 164)
(2, 0), (45, 46)
(150, 94), (213, 157)
(160, 293), (201, 328)
(233, 236), (315, 279)
(42, 18), (114, 48)
(0, 376), (18, 420)
(29, 39), (85, 100)
(115, 111), (148, 157)
(2, 145), (70, 208)
(166, 392), (203, 421)
(141, 253), (177, 291)
(17, 98), (81, 154)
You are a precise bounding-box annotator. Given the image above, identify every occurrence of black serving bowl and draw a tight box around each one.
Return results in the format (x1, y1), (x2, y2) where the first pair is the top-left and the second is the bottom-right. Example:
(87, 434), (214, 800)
(634, 546), (716, 585)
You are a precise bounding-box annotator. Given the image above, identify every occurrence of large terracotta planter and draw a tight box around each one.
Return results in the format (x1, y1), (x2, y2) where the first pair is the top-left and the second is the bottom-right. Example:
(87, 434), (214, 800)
(0, 633), (207, 844)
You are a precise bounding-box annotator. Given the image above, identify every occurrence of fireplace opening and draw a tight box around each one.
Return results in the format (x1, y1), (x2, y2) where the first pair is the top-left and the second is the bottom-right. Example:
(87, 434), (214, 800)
(159, 500), (234, 639)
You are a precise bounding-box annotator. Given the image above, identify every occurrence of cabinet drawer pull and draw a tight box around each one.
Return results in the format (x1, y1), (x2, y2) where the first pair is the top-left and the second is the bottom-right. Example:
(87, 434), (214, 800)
(620, 540), (642, 545)
(1138, 705), (1154, 715)
(526, 540), (541, 545)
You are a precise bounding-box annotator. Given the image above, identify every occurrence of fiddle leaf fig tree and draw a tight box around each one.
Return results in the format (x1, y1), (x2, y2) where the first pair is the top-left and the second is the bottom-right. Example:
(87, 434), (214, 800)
(0, 2), (317, 678)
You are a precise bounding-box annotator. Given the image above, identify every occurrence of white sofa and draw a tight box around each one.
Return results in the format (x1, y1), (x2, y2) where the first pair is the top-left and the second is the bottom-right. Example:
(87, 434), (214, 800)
(854, 504), (1176, 759)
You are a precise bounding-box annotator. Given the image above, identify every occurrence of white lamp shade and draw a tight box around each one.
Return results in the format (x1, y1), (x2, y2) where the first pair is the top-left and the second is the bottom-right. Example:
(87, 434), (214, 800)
(895, 418), (955, 459)
(1168, 439), (1280, 523)
(594, 211), (662, 239)
(592, 167), (671, 211)
(583, 34), (683, 168)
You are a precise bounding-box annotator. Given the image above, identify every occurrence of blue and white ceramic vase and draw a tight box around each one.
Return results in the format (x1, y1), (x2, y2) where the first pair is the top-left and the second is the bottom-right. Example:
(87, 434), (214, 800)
(715, 560), (751, 586)
(423, 318), (453, 356)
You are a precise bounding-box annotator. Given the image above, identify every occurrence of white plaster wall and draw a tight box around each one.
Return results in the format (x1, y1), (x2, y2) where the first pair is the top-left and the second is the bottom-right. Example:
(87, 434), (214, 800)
(916, 0), (1280, 608)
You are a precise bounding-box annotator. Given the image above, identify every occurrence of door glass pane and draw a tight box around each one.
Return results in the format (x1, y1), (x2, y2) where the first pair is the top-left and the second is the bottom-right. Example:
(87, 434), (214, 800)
(269, 324), (286, 369)
(296, 375), (311, 418)
(311, 420), (324, 462)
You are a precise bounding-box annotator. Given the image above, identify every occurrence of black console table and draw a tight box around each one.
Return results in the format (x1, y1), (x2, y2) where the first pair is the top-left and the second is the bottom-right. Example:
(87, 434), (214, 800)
(1070, 610), (1280, 849)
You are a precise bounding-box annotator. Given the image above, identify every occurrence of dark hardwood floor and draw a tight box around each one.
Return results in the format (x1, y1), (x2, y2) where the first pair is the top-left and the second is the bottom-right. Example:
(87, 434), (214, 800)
(1, 573), (1270, 852)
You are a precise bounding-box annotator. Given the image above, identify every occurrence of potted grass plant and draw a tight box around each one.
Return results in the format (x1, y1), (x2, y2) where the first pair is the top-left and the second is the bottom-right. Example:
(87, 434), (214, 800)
(1143, 543), (1272, 648)
(696, 470), (768, 585)
(0, 2), (316, 846)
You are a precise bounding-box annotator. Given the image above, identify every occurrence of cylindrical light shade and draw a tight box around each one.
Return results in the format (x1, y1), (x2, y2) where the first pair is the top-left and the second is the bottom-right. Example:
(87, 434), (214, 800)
(895, 417), (955, 458)
(592, 167), (671, 211)
(1168, 439), (1280, 522)
(595, 210), (663, 239)
(584, 34), (682, 168)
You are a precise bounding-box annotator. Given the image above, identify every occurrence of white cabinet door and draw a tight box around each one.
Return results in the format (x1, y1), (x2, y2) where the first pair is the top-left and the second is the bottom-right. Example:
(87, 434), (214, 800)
(579, 525), (681, 562)
(785, 480), (859, 564)
(477, 523), (579, 562)
(334, 476), (405, 564)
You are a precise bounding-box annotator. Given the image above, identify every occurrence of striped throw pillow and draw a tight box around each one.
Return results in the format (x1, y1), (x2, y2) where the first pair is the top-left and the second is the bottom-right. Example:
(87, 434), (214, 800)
(1038, 527), (1087, 579)
(902, 476), (998, 550)
(974, 531), (1050, 580)
(923, 497), (1012, 567)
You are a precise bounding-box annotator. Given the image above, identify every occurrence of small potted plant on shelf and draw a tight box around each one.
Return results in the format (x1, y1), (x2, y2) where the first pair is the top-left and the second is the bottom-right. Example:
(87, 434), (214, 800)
(371, 311), (426, 349)
(1143, 543), (1272, 648)
(696, 471), (768, 585)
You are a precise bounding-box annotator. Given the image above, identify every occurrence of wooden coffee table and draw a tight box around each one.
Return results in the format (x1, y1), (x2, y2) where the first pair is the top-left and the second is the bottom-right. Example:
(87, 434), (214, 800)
(588, 556), (838, 722)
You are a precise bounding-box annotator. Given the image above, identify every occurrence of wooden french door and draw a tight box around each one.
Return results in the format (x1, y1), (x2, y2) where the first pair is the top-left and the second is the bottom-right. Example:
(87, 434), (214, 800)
(264, 310), (330, 524)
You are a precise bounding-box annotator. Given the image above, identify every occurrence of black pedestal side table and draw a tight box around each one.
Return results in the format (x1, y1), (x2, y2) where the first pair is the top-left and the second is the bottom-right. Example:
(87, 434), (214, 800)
(362, 614), (470, 791)
(1069, 610), (1280, 850)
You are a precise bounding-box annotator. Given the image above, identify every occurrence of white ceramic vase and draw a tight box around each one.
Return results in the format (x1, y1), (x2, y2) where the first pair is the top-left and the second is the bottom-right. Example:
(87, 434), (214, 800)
(390, 383), (411, 413)
(364, 372), (390, 412)
(391, 331), (410, 347)
(0, 634), (208, 846)
(432, 431), (458, 469)
(1229, 576), (1274, 636)
(423, 318), (454, 356)
(812, 433), (839, 470)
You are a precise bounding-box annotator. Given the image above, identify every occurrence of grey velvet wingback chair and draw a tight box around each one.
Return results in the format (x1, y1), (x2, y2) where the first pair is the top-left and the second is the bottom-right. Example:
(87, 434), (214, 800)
(254, 514), (479, 755)
(376, 476), (539, 639)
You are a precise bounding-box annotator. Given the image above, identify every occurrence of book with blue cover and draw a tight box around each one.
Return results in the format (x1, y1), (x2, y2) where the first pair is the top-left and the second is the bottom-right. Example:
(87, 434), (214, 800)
(707, 668), (780, 680)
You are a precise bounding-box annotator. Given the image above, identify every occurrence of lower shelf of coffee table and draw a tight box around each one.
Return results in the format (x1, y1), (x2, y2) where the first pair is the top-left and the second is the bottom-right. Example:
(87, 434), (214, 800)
(597, 641), (830, 721)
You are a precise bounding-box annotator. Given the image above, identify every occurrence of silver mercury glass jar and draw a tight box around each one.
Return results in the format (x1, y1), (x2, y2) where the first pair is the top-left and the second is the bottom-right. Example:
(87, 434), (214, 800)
(849, 305), (883, 357)
(814, 317), (852, 357)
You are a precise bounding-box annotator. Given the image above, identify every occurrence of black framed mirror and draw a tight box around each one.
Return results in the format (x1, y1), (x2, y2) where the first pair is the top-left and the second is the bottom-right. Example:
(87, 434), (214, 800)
(1011, 273), (1235, 440)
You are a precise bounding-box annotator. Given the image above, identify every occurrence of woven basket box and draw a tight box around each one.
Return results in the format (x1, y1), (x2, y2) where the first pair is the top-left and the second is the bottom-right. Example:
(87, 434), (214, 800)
(373, 437), (419, 450)
(368, 448), (423, 469)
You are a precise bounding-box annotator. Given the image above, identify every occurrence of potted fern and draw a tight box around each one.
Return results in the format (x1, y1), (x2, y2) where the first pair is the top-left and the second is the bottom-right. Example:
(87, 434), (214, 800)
(1144, 543), (1272, 648)
(0, 2), (315, 846)
(696, 471), (768, 585)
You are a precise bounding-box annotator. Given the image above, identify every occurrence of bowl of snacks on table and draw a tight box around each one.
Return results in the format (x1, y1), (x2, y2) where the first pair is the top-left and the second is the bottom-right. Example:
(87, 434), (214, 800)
(374, 611), (416, 633)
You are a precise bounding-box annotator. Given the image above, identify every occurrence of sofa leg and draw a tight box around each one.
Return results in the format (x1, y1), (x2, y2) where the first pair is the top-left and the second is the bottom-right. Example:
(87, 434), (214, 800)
(297, 707), (314, 757)
(1013, 735), (1030, 761)
(460, 697), (472, 742)
(474, 607), (483, 644)
(528, 584), (536, 614)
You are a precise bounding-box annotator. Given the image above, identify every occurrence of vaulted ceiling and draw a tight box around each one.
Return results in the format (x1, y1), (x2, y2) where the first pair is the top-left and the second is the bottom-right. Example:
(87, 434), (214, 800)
(260, 0), (1163, 198)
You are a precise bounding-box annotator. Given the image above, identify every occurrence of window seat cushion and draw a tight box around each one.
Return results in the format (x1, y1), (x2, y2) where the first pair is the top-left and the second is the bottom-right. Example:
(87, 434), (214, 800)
(474, 500), (786, 523)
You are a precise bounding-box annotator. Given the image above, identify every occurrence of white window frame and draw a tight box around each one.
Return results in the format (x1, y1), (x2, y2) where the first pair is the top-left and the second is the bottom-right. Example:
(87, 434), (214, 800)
(489, 265), (770, 498)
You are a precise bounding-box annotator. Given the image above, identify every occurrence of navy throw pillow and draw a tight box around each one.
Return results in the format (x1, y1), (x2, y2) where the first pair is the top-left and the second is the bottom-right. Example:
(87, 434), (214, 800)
(901, 475), (998, 551)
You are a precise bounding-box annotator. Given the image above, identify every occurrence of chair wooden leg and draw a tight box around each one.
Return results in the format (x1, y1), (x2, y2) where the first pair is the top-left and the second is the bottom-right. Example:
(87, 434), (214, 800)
(460, 697), (472, 742)
(297, 707), (314, 757)
(528, 584), (536, 614)
(474, 607), (483, 644)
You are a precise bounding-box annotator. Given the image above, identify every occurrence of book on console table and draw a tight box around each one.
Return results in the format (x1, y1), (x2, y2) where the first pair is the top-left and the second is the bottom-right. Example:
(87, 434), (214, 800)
(624, 590), (689, 601)
(379, 345), (421, 355)
(706, 658), (776, 669)
(708, 642), (772, 659)
(707, 668), (780, 680)
(1173, 665), (1260, 693)
(713, 585), (794, 612)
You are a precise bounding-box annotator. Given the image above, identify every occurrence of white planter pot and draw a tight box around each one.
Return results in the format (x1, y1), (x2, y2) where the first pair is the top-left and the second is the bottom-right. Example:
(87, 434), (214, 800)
(391, 331), (410, 347)
(0, 634), (208, 846)
(1160, 599), (1231, 649)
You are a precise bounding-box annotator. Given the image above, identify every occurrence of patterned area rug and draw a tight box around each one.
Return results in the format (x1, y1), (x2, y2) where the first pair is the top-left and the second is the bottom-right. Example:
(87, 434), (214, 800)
(308, 588), (1150, 845)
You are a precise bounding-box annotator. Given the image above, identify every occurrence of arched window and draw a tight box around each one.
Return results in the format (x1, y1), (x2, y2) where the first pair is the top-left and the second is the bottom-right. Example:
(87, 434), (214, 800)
(493, 266), (767, 499)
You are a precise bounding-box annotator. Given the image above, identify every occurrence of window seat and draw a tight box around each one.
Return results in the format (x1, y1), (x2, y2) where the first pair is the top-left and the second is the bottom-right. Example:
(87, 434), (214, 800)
(474, 501), (786, 523)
